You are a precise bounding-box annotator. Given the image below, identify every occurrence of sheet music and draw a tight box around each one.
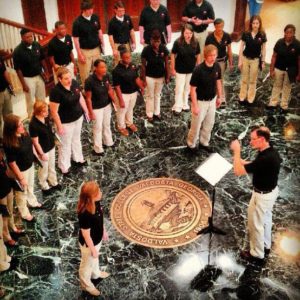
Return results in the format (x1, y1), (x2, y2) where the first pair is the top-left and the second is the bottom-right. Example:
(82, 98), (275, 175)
(195, 153), (232, 186)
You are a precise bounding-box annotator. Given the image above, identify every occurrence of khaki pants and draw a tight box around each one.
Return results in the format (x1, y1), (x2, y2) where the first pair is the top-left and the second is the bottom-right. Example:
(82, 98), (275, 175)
(218, 61), (226, 102)
(269, 68), (291, 110)
(79, 242), (102, 290)
(187, 98), (216, 148)
(172, 72), (192, 112)
(24, 75), (46, 117)
(248, 187), (279, 258)
(0, 88), (12, 138)
(58, 116), (84, 173)
(113, 43), (131, 67)
(239, 56), (259, 103)
(93, 104), (114, 154)
(15, 165), (39, 218)
(0, 215), (10, 272)
(117, 92), (137, 129)
(194, 31), (207, 62)
(0, 190), (16, 232)
(145, 76), (164, 118)
(78, 48), (101, 86)
(53, 62), (75, 84)
(38, 147), (58, 190)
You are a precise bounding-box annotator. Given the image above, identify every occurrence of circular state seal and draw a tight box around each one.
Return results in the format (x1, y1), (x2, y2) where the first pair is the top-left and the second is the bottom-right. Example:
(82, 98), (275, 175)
(111, 178), (212, 249)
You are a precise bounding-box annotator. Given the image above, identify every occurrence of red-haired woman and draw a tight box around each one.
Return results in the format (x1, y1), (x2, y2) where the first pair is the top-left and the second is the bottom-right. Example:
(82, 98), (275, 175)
(238, 15), (267, 105)
(3, 114), (42, 222)
(77, 181), (109, 296)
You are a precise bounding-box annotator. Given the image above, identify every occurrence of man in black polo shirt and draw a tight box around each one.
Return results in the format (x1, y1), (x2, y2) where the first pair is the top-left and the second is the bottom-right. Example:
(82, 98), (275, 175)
(48, 21), (77, 83)
(231, 126), (281, 265)
(13, 28), (47, 117)
(108, 1), (136, 66)
(0, 58), (13, 143)
(139, 0), (172, 45)
(186, 44), (221, 152)
(182, 0), (215, 62)
(72, 0), (104, 85)
(267, 24), (300, 113)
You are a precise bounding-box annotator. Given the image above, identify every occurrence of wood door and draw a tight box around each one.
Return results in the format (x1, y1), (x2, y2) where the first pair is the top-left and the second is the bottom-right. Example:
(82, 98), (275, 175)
(167, 0), (187, 32)
(21, 0), (47, 31)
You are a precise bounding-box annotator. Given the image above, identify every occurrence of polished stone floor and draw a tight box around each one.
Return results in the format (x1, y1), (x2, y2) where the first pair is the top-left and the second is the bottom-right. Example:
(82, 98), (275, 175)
(1, 56), (300, 299)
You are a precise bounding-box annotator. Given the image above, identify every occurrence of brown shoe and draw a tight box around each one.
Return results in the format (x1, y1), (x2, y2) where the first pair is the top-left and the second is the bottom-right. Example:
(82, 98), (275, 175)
(127, 124), (138, 132)
(118, 128), (129, 136)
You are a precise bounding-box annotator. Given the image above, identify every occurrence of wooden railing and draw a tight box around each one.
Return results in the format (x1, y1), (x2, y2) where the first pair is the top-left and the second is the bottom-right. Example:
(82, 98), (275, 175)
(0, 18), (55, 92)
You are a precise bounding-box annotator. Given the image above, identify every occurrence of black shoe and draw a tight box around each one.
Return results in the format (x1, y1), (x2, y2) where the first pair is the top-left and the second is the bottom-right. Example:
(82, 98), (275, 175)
(153, 114), (162, 121)
(52, 184), (62, 191)
(279, 107), (288, 114)
(73, 160), (88, 167)
(185, 146), (198, 155)
(240, 250), (265, 266)
(92, 150), (104, 156)
(265, 105), (276, 110)
(264, 248), (271, 258)
(199, 144), (215, 153)
(182, 108), (190, 112)
(172, 111), (181, 116)
(147, 116), (154, 123)
(61, 170), (71, 177)
(239, 100), (246, 105)
(42, 188), (53, 196)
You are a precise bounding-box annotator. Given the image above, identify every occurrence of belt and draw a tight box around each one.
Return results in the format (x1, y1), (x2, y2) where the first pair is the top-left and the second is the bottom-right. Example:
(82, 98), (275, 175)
(253, 187), (274, 194)
(244, 56), (259, 60)
(217, 57), (227, 62)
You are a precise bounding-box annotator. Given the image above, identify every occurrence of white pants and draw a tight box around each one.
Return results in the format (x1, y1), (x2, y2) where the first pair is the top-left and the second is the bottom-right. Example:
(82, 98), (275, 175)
(218, 61), (226, 102)
(145, 76), (164, 118)
(53, 62), (75, 84)
(0, 215), (10, 272)
(117, 92), (137, 128)
(269, 68), (291, 110)
(79, 242), (102, 290)
(248, 187), (279, 258)
(24, 75), (46, 117)
(0, 190), (16, 232)
(92, 104), (114, 154)
(58, 116), (84, 173)
(187, 98), (216, 148)
(194, 31), (207, 62)
(14, 165), (39, 218)
(172, 72), (192, 112)
(38, 147), (58, 190)
(0, 88), (12, 139)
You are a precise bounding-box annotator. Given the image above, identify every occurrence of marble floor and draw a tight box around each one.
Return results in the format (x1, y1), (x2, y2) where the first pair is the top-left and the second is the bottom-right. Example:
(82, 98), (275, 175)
(1, 55), (300, 299)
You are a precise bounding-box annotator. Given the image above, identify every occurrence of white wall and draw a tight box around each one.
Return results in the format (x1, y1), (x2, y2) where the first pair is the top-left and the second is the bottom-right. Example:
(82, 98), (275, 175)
(0, 0), (24, 24)
(44, 0), (59, 32)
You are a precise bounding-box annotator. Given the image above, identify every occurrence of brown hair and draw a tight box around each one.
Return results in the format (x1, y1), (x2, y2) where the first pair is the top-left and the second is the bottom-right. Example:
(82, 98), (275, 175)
(77, 181), (101, 214)
(248, 15), (265, 35)
(178, 24), (198, 49)
(3, 114), (24, 148)
(203, 44), (218, 58)
(80, 0), (93, 10)
(251, 126), (271, 142)
(32, 100), (48, 118)
(114, 1), (124, 9)
(57, 66), (70, 80)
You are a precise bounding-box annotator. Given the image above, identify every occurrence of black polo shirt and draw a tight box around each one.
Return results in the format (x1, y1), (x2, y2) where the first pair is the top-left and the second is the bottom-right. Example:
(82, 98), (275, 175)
(172, 39), (200, 74)
(112, 62), (139, 94)
(182, 0), (215, 33)
(242, 31), (267, 59)
(273, 38), (300, 71)
(84, 74), (111, 109)
(50, 80), (83, 124)
(141, 44), (169, 78)
(205, 32), (232, 59)
(78, 201), (104, 246)
(190, 62), (221, 100)
(108, 15), (133, 44)
(0, 158), (12, 199)
(4, 135), (34, 172)
(29, 116), (55, 153)
(13, 41), (44, 77)
(139, 5), (171, 44)
(0, 59), (9, 92)
(48, 35), (73, 66)
(72, 14), (101, 49)
(245, 146), (281, 191)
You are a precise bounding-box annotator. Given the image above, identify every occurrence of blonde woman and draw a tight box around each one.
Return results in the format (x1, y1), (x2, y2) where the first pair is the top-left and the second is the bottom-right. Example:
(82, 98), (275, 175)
(77, 181), (109, 296)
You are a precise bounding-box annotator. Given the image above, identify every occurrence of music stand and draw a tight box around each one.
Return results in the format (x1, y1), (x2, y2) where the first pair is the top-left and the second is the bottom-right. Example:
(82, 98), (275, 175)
(195, 153), (232, 235)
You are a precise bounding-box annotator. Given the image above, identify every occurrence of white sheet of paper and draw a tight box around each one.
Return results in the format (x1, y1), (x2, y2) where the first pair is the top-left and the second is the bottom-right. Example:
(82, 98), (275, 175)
(195, 153), (233, 186)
